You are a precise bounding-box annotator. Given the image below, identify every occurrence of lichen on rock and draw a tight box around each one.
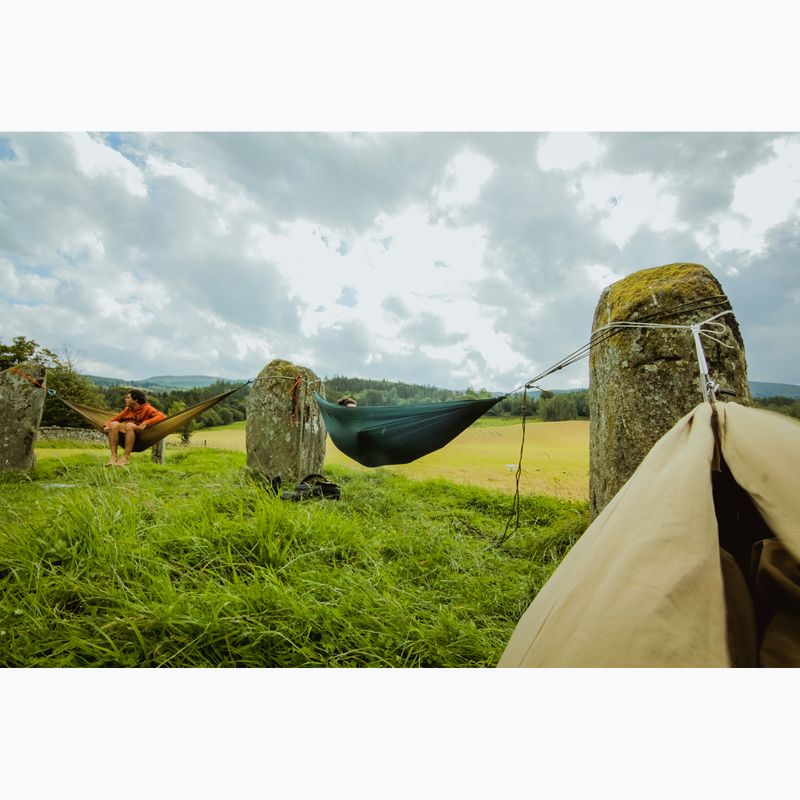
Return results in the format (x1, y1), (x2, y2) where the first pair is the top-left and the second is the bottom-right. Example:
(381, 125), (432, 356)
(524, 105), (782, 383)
(589, 263), (750, 518)
(246, 359), (327, 484)
(0, 362), (47, 472)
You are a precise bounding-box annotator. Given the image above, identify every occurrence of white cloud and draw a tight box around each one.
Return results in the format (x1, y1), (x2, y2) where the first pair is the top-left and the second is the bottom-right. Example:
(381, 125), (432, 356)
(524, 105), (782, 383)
(57, 230), (106, 266)
(713, 137), (800, 252)
(89, 271), (170, 326)
(0, 259), (59, 303)
(433, 149), (495, 209)
(538, 132), (603, 171)
(246, 203), (491, 351)
(584, 263), (623, 291)
(0, 258), (22, 296)
(66, 133), (147, 197)
(146, 155), (218, 200)
(580, 172), (683, 245)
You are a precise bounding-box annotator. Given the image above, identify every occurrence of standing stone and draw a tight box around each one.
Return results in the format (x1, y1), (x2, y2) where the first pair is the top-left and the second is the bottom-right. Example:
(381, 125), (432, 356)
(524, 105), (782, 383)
(589, 262), (750, 518)
(246, 359), (326, 484)
(0, 362), (47, 472)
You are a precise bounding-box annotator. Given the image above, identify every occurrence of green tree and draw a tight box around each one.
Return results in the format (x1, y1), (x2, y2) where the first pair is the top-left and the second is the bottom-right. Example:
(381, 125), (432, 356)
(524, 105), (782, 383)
(217, 406), (235, 426)
(362, 389), (386, 406)
(41, 357), (107, 427)
(1, 336), (105, 428)
(540, 393), (578, 421)
(0, 335), (59, 370)
(199, 408), (223, 428)
(573, 389), (590, 418)
(753, 396), (800, 420)
(168, 400), (196, 444)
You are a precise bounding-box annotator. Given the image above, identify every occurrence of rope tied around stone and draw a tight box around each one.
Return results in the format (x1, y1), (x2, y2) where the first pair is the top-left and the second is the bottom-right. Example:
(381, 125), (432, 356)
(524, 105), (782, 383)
(496, 297), (736, 545)
(289, 375), (302, 424)
(248, 374), (325, 387)
(9, 367), (55, 395)
(507, 295), (734, 395)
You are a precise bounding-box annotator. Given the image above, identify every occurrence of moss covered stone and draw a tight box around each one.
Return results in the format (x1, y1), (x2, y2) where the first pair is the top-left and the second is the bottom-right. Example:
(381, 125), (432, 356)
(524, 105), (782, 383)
(246, 359), (327, 484)
(0, 362), (47, 472)
(589, 263), (750, 518)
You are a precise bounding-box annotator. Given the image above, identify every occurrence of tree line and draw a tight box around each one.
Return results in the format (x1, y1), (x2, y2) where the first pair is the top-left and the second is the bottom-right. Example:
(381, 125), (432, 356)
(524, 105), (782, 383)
(752, 396), (800, 420)
(325, 375), (590, 419)
(2, 335), (590, 430)
(9, 333), (798, 431)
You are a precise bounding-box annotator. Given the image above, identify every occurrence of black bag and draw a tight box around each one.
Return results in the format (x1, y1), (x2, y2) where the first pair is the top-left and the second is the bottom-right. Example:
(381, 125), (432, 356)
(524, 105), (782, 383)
(281, 473), (341, 502)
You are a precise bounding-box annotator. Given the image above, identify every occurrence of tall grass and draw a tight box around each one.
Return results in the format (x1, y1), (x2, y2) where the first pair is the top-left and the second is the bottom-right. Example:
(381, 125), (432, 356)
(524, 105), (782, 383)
(0, 449), (588, 667)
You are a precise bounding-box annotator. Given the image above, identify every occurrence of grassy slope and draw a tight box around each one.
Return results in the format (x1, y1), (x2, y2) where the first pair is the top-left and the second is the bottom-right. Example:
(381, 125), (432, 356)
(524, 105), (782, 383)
(0, 449), (588, 667)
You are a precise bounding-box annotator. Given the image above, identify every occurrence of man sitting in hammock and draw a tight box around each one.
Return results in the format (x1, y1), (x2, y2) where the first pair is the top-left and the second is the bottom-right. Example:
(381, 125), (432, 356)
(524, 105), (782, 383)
(103, 389), (167, 466)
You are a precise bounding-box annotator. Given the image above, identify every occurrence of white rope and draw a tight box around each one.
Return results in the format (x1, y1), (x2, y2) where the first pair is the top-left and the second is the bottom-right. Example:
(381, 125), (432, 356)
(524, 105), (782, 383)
(512, 309), (737, 401)
(591, 309), (734, 338)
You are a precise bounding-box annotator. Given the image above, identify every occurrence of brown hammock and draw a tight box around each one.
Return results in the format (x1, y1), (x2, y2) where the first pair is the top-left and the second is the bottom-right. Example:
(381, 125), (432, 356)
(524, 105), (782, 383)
(58, 385), (246, 452)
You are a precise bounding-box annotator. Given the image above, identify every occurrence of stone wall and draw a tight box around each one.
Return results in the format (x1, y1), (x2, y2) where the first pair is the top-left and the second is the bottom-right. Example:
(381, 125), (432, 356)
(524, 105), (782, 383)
(37, 427), (107, 443)
(589, 262), (750, 518)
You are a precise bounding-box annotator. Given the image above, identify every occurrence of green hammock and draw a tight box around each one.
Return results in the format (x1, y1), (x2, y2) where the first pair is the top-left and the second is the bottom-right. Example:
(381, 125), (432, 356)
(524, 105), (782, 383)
(59, 385), (245, 453)
(314, 392), (506, 467)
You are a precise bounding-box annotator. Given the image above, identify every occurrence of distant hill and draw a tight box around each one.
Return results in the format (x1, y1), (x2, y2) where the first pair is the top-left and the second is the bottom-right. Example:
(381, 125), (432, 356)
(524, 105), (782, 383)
(85, 373), (800, 400)
(749, 381), (800, 399)
(87, 374), (242, 391)
(142, 375), (241, 389)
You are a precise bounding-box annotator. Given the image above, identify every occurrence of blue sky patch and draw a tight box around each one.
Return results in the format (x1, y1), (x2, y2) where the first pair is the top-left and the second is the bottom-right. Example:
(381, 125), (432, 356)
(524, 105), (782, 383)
(337, 286), (358, 308)
(104, 132), (125, 151)
(99, 132), (146, 168)
(0, 137), (17, 160)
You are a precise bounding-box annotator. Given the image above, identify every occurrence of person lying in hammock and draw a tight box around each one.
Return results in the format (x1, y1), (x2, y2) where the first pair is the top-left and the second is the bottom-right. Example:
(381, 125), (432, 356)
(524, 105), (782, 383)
(103, 389), (167, 466)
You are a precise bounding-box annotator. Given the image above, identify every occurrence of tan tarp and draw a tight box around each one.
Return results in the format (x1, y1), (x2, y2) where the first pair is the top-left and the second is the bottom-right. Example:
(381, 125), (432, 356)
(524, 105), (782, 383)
(498, 402), (800, 668)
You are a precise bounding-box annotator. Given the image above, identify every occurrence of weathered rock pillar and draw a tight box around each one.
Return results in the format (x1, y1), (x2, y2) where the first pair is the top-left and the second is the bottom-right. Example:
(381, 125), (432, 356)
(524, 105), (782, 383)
(246, 359), (326, 484)
(589, 263), (750, 518)
(0, 362), (47, 472)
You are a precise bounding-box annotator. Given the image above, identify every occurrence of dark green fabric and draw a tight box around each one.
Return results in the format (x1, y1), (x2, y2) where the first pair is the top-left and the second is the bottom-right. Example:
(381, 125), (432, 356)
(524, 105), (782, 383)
(314, 392), (505, 467)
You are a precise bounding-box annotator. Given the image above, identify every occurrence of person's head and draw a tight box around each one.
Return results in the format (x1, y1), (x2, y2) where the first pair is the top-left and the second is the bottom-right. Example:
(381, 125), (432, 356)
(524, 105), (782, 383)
(337, 396), (357, 408)
(126, 388), (147, 407)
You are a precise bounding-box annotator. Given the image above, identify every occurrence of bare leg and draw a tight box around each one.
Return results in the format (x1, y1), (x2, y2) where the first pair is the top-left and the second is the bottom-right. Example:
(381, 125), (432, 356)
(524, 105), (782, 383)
(106, 423), (121, 465)
(114, 423), (137, 466)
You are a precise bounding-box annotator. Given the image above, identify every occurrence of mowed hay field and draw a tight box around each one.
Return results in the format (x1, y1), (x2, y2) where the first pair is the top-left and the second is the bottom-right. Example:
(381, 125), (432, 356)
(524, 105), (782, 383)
(326, 421), (589, 500)
(53, 419), (590, 500)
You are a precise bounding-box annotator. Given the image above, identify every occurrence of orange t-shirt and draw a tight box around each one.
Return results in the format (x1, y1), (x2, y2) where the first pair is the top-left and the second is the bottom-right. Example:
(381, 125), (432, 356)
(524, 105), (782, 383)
(107, 403), (167, 428)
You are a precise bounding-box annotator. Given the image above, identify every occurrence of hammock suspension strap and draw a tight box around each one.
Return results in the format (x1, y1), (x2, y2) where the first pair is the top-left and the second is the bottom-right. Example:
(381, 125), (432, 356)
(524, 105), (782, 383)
(9, 366), (54, 394)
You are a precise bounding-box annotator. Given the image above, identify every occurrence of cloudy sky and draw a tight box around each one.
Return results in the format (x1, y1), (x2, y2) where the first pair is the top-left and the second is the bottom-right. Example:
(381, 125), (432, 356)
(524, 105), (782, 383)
(2, 5), (798, 394)
(1, 131), (798, 391)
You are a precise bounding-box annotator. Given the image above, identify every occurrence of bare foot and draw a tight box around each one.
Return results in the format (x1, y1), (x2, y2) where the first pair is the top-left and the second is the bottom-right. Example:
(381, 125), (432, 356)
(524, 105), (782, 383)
(114, 458), (130, 467)
(105, 459), (118, 467)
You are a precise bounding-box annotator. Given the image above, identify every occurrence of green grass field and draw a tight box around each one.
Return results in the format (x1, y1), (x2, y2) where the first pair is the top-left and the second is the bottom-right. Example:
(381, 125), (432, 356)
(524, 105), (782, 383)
(1, 447), (588, 667)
